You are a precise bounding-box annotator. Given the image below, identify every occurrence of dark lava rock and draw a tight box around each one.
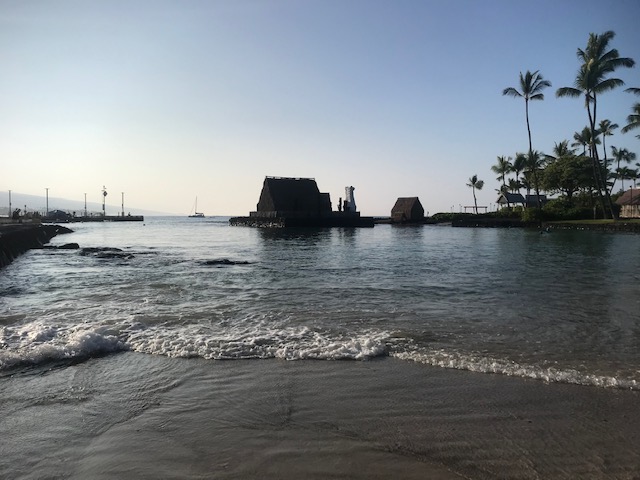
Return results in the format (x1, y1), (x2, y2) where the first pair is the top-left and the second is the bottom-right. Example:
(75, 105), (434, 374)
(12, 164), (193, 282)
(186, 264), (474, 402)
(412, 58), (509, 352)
(80, 247), (133, 260)
(203, 259), (251, 266)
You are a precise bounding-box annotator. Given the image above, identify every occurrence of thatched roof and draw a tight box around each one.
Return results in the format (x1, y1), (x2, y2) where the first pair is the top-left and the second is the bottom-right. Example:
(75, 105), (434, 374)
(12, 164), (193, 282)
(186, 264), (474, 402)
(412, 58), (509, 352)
(496, 192), (525, 204)
(256, 177), (332, 213)
(616, 189), (640, 206)
(391, 197), (424, 221)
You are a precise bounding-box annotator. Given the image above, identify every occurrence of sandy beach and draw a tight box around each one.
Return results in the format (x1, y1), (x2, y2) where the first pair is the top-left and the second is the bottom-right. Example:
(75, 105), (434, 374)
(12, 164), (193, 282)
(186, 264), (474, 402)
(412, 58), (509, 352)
(2, 353), (639, 479)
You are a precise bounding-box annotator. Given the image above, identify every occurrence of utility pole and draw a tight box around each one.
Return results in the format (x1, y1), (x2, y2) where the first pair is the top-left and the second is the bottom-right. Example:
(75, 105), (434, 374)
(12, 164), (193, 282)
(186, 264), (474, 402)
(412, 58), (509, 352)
(45, 188), (49, 216)
(121, 192), (124, 216)
(84, 193), (87, 217)
(8, 190), (11, 218)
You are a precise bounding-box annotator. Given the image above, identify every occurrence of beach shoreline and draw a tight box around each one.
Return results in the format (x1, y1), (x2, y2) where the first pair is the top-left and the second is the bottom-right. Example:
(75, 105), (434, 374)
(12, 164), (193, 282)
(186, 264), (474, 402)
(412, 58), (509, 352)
(2, 353), (639, 479)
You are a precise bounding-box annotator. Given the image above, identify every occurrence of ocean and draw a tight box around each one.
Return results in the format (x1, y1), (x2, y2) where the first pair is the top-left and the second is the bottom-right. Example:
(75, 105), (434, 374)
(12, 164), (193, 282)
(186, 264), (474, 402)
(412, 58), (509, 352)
(1, 217), (640, 479)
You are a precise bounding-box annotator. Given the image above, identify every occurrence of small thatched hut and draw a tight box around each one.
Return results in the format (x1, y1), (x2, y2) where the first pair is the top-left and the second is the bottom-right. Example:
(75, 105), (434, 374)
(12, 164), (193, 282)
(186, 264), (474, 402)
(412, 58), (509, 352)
(616, 188), (640, 218)
(391, 197), (424, 223)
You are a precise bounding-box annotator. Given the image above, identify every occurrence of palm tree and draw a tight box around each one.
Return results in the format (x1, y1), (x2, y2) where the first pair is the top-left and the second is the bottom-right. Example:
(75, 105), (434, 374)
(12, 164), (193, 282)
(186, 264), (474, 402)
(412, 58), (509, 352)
(611, 147), (637, 192)
(507, 178), (522, 194)
(556, 30), (635, 219)
(525, 150), (546, 212)
(511, 153), (527, 192)
(572, 127), (592, 156)
(503, 70), (552, 155)
(491, 156), (512, 188)
(622, 88), (640, 139)
(466, 175), (484, 214)
(598, 119), (618, 173)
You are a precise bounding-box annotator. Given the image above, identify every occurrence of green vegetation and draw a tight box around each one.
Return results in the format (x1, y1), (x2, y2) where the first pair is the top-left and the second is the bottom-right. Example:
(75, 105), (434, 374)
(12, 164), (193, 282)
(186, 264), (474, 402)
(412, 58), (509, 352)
(477, 30), (638, 224)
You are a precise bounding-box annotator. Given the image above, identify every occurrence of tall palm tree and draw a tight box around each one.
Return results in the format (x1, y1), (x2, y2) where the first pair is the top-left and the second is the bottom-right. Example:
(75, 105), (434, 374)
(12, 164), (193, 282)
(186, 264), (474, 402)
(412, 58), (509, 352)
(556, 30), (635, 218)
(466, 175), (484, 214)
(503, 70), (552, 155)
(622, 88), (640, 139)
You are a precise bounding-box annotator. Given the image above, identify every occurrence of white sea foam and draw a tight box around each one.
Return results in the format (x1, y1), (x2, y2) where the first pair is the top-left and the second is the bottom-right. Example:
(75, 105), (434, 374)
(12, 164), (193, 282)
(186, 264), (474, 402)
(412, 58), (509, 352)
(392, 349), (640, 391)
(0, 321), (127, 370)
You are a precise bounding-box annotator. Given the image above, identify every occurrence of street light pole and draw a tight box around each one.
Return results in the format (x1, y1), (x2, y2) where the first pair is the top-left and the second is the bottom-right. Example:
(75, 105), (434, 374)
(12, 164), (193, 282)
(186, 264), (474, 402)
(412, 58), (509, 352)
(84, 193), (87, 217)
(45, 188), (49, 216)
(121, 192), (124, 217)
(8, 190), (11, 218)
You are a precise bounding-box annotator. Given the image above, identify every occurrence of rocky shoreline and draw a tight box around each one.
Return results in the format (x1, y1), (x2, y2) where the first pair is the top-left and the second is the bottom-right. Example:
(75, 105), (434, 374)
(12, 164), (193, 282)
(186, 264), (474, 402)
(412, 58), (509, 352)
(0, 224), (73, 268)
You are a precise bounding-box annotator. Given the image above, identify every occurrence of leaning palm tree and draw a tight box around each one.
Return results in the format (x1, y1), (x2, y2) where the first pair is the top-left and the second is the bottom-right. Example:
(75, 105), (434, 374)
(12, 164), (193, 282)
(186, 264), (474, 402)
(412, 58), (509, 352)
(556, 30), (635, 218)
(503, 70), (552, 155)
(466, 174), (484, 214)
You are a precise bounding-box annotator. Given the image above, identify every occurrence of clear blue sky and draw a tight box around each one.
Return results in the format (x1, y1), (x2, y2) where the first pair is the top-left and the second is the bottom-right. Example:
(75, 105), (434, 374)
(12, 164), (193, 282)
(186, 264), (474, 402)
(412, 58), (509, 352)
(1, 0), (639, 216)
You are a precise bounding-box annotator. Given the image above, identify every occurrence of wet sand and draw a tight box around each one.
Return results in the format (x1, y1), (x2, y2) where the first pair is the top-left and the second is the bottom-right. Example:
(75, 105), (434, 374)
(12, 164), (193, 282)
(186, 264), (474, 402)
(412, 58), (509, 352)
(2, 353), (639, 479)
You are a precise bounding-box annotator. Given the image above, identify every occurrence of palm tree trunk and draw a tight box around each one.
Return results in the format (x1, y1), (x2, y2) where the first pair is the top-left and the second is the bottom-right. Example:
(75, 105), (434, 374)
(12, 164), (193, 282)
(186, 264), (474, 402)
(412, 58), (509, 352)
(473, 188), (478, 214)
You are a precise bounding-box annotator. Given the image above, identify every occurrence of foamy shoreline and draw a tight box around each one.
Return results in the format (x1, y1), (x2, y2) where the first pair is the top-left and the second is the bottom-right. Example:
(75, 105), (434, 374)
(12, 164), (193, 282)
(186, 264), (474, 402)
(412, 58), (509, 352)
(2, 352), (639, 479)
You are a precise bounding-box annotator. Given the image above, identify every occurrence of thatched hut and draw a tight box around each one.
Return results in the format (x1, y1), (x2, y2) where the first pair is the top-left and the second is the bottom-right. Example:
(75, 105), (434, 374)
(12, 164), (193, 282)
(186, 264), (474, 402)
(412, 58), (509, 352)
(496, 192), (525, 208)
(256, 177), (331, 216)
(391, 197), (424, 223)
(616, 188), (640, 218)
(230, 177), (374, 227)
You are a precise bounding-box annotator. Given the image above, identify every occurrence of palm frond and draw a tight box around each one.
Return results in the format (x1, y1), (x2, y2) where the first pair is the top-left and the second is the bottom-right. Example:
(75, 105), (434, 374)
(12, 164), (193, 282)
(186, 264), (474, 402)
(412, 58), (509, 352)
(556, 87), (581, 98)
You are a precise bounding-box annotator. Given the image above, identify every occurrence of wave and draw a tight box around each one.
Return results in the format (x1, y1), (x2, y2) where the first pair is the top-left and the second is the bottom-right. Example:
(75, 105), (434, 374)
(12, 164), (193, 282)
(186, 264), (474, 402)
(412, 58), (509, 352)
(2, 321), (638, 391)
(391, 349), (640, 391)
(0, 320), (388, 371)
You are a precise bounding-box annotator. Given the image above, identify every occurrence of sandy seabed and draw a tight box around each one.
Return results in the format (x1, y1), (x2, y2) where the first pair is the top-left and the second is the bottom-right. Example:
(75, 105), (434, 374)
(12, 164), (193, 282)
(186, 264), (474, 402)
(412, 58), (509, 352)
(1, 352), (639, 480)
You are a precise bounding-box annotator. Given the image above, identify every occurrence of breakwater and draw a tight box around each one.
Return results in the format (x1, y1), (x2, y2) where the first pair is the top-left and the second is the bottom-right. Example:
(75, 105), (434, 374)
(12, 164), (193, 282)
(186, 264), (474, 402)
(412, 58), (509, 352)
(0, 224), (73, 268)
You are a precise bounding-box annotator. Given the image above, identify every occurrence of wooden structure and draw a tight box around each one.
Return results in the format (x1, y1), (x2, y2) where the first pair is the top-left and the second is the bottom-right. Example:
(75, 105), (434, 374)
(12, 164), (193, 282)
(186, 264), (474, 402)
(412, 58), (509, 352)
(496, 192), (525, 208)
(230, 177), (374, 227)
(391, 197), (424, 223)
(616, 188), (640, 218)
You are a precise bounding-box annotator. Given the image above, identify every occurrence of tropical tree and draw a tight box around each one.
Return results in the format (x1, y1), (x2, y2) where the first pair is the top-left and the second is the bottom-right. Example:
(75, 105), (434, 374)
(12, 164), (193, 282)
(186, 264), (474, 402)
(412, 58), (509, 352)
(572, 127), (593, 156)
(556, 30), (635, 218)
(611, 147), (637, 192)
(524, 150), (546, 212)
(598, 119), (618, 170)
(507, 178), (522, 194)
(622, 88), (640, 139)
(503, 70), (552, 155)
(466, 174), (484, 214)
(511, 153), (527, 194)
(491, 156), (512, 192)
(542, 154), (592, 203)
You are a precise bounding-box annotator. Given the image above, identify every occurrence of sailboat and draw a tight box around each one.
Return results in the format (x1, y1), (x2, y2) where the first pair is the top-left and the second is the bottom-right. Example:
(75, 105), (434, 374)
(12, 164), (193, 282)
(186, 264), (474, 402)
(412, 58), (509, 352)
(188, 197), (205, 218)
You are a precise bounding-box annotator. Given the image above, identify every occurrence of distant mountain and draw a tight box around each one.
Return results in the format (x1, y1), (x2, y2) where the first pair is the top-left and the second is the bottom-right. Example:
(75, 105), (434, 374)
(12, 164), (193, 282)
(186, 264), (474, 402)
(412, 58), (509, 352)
(0, 191), (170, 217)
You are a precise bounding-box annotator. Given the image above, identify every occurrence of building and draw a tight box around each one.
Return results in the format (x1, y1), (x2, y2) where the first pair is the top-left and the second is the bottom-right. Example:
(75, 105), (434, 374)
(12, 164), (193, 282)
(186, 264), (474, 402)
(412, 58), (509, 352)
(616, 188), (640, 218)
(496, 192), (525, 208)
(391, 197), (424, 223)
(230, 177), (374, 227)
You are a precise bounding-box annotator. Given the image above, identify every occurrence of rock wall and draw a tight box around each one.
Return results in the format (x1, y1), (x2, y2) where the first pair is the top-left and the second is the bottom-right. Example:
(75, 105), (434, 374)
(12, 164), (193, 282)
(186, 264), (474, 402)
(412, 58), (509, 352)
(0, 224), (73, 268)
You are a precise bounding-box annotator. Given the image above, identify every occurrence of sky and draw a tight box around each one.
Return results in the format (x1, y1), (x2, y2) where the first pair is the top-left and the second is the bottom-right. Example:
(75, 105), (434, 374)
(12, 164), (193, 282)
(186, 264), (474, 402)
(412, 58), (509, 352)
(1, 0), (639, 216)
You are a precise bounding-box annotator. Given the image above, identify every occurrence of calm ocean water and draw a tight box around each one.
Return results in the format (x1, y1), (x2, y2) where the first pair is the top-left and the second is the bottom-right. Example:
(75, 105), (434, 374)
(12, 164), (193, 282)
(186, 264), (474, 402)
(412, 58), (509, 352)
(1, 217), (639, 389)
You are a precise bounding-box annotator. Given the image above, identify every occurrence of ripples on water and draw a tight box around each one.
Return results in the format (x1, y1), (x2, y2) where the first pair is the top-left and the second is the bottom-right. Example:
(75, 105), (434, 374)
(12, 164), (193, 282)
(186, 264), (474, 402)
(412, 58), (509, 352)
(1, 217), (639, 389)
